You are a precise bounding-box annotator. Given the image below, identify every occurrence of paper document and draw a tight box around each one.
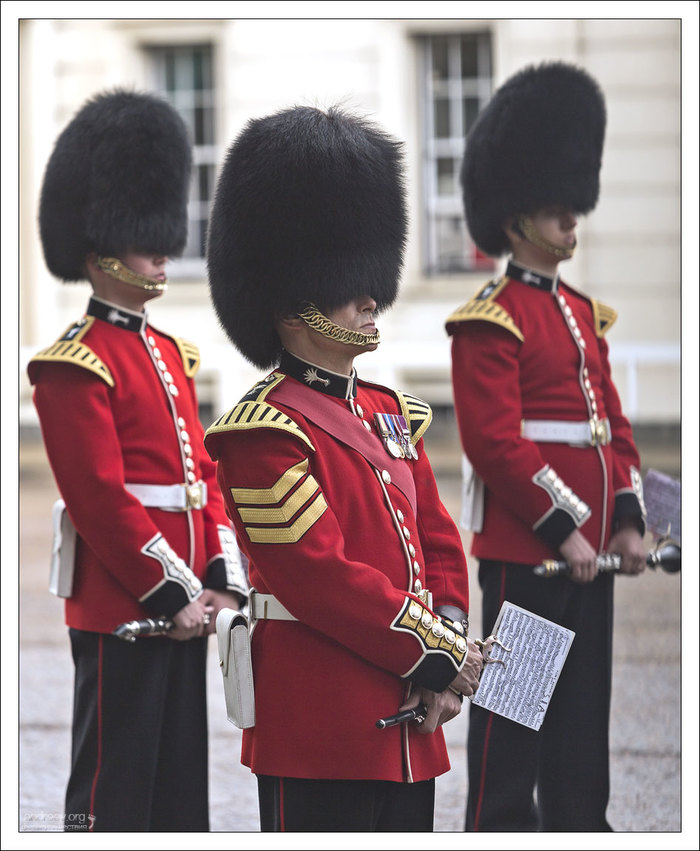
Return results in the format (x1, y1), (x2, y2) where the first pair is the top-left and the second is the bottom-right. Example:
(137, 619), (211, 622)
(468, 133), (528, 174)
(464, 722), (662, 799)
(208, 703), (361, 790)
(472, 601), (575, 731)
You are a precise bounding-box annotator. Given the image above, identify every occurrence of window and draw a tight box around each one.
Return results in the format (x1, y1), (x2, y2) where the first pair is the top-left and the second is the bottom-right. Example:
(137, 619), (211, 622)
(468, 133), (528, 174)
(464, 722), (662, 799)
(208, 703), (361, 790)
(147, 44), (216, 277)
(419, 33), (494, 275)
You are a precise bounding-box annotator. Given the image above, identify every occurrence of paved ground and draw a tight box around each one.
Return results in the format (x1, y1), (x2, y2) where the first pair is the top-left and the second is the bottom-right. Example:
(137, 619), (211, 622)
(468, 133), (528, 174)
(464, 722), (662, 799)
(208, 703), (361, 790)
(13, 436), (689, 840)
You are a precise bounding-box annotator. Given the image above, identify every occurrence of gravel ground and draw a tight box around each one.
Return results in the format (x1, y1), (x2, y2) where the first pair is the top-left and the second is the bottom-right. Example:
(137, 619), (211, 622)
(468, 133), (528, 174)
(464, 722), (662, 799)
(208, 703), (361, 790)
(13, 439), (689, 843)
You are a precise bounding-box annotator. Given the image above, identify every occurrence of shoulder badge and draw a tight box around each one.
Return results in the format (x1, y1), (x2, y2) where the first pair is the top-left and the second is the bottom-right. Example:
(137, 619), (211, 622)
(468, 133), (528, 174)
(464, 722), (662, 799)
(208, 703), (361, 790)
(394, 391), (433, 445)
(27, 317), (114, 387)
(172, 336), (201, 378)
(445, 276), (524, 342)
(205, 373), (315, 452)
(590, 298), (618, 338)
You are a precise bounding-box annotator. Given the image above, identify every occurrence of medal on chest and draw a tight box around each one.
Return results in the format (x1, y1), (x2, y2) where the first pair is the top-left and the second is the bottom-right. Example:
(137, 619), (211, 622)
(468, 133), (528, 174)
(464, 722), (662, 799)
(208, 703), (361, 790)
(374, 413), (418, 460)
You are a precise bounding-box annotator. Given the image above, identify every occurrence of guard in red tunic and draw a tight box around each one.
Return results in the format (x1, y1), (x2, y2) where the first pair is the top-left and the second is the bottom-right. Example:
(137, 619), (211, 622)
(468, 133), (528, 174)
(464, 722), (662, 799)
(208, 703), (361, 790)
(447, 63), (647, 831)
(204, 105), (484, 831)
(27, 90), (247, 832)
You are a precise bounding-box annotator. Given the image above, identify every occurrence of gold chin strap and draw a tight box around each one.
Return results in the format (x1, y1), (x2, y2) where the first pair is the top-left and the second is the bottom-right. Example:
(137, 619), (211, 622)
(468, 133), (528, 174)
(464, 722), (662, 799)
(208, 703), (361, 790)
(517, 215), (576, 260)
(96, 257), (168, 292)
(297, 302), (381, 347)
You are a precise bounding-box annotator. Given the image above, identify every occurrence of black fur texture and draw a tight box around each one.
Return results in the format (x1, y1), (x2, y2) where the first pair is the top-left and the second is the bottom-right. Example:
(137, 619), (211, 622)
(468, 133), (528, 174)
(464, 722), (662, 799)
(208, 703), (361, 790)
(207, 105), (407, 369)
(39, 89), (192, 282)
(460, 62), (607, 257)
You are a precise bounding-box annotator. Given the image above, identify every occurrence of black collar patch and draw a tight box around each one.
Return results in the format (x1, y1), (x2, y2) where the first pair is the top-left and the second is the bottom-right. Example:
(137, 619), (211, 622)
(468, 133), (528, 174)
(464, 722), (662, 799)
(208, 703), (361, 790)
(87, 297), (146, 333)
(280, 350), (358, 399)
(506, 261), (559, 293)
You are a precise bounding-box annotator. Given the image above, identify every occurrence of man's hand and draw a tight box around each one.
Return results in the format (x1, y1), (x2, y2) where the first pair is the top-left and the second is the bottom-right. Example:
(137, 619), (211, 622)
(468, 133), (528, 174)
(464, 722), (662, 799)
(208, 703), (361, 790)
(199, 588), (241, 635)
(607, 523), (646, 575)
(559, 528), (598, 583)
(169, 598), (210, 641)
(448, 638), (484, 699)
(399, 687), (463, 735)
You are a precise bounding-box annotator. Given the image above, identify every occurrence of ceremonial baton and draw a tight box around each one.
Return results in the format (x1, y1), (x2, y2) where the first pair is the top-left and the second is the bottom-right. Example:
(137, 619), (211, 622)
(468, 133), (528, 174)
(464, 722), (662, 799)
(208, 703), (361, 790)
(533, 539), (681, 578)
(376, 702), (428, 729)
(113, 617), (173, 641)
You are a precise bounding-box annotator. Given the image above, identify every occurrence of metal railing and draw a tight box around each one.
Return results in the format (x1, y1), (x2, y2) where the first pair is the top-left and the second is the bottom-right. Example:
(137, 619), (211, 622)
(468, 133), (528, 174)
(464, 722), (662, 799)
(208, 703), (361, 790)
(19, 340), (681, 427)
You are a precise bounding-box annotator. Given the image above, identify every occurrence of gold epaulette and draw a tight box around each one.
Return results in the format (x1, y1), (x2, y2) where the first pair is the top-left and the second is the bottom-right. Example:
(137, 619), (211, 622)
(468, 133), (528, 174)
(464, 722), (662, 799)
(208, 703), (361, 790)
(445, 277), (524, 342)
(172, 337), (200, 378)
(395, 391), (433, 445)
(205, 373), (315, 452)
(28, 335), (114, 387)
(590, 298), (618, 337)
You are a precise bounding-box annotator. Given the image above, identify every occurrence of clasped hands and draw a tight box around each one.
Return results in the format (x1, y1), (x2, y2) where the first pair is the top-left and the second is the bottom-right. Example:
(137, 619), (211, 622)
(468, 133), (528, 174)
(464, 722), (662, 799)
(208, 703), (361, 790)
(399, 635), (500, 734)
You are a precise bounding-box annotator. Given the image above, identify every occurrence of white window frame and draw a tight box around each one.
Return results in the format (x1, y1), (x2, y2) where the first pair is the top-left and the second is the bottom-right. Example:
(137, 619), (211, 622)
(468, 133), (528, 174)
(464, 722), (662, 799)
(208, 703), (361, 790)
(419, 32), (494, 275)
(146, 43), (217, 279)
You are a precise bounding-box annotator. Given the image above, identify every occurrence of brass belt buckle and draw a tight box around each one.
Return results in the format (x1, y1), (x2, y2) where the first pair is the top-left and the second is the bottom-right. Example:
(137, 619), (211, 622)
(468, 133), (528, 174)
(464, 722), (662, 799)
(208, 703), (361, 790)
(185, 483), (203, 510)
(589, 417), (608, 447)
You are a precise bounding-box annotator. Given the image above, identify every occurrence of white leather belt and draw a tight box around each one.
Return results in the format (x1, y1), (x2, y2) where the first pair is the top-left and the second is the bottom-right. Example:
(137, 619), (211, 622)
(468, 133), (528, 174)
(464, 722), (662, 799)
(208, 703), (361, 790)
(125, 481), (208, 511)
(249, 589), (297, 622)
(522, 418), (611, 447)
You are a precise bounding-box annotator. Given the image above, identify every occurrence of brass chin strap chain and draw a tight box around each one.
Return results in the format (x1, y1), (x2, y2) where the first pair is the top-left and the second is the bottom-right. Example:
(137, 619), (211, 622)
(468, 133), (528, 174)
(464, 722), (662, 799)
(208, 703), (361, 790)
(297, 303), (381, 347)
(517, 215), (576, 260)
(96, 257), (168, 292)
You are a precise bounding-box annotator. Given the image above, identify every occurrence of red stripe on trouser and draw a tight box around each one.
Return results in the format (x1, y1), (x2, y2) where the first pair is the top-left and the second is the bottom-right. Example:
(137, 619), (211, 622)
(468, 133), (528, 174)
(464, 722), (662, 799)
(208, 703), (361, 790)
(87, 634), (103, 831)
(279, 778), (285, 832)
(473, 562), (507, 832)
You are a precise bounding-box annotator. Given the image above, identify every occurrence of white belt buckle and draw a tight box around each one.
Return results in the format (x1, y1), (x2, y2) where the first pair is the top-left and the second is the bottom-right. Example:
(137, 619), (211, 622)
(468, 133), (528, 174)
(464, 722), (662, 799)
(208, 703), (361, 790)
(185, 483), (203, 510)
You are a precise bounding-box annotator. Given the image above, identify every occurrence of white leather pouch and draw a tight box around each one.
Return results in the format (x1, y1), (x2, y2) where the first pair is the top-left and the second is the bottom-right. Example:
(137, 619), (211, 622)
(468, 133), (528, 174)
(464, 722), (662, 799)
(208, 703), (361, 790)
(216, 608), (255, 729)
(460, 454), (485, 533)
(49, 499), (77, 598)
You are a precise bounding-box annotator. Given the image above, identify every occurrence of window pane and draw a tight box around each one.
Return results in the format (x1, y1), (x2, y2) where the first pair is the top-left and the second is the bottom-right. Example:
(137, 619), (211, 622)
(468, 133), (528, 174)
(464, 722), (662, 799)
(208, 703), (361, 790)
(437, 158), (456, 196)
(198, 164), (210, 203)
(435, 216), (468, 273)
(420, 32), (494, 275)
(460, 35), (479, 78)
(165, 52), (176, 93)
(147, 44), (215, 266)
(462, 97), (480, 136)
(434, 98), (450, 138)
(431, 37), (449, 81)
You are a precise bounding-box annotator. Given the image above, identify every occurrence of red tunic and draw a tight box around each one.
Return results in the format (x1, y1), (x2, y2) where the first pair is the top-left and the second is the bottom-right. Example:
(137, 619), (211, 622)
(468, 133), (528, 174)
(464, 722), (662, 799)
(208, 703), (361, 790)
(204, 353), (470, 782)
(446, 262), (645, 565)
(27, 296), (247, 633)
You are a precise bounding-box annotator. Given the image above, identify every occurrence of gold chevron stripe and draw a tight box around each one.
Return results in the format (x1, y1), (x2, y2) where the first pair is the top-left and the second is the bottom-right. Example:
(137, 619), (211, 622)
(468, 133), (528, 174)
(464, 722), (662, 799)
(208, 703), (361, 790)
(245, 492), (328, 544)
(237, 475), (320, 523)
(230, 459), (310, 506)
(29, 340), (114, 387)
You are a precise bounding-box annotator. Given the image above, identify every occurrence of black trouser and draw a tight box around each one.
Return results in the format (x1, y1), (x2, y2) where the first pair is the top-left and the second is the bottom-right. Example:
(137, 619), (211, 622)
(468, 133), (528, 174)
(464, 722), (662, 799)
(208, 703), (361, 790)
(64, 628), (209, 832)
(466, 561), (614, 832)
(257, 775), (436, 832)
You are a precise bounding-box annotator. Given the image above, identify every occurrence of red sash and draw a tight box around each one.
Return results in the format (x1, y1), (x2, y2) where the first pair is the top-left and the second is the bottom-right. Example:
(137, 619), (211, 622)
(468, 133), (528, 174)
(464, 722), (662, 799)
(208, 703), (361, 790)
(269, 378), (417, 515)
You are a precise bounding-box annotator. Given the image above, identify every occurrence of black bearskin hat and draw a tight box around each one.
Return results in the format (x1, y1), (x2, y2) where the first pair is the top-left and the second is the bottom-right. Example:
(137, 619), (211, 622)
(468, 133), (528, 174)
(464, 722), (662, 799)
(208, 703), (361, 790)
(461, 62), (606, 257)
(207, 105), (407, 369)
(39, 89), (192, 282)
